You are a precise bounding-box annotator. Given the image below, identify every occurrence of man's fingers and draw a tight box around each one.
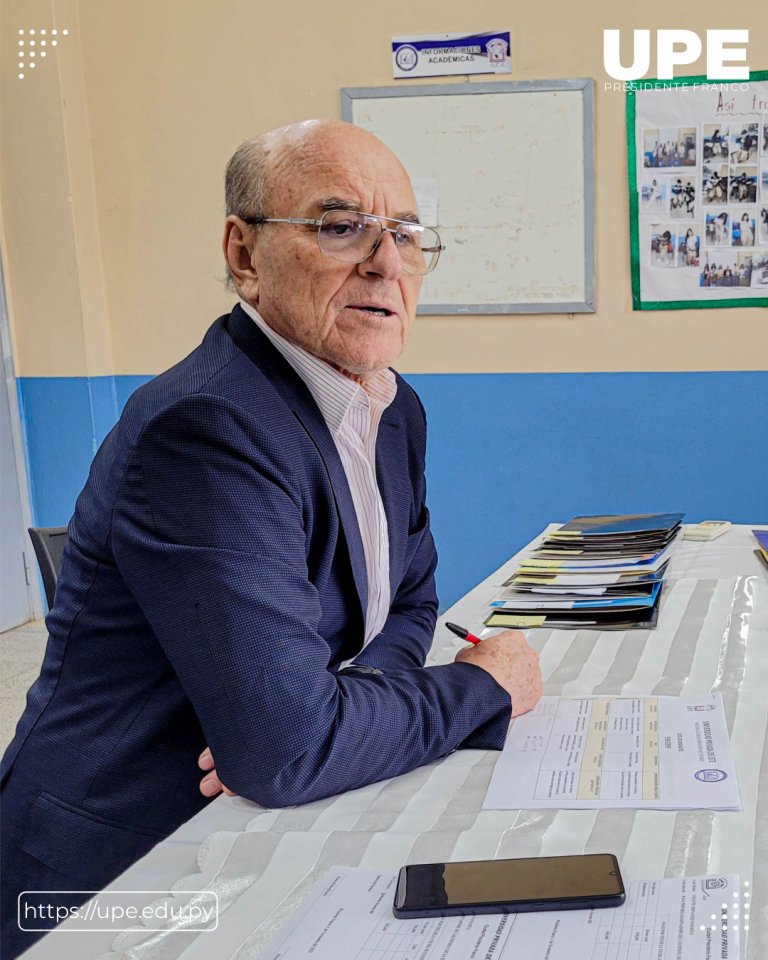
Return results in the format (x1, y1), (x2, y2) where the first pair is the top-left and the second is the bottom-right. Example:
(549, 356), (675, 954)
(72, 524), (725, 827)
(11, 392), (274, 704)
(198, 749), (237, 797)
(199, 767), (238, 798)
(200, 773), (222, 797)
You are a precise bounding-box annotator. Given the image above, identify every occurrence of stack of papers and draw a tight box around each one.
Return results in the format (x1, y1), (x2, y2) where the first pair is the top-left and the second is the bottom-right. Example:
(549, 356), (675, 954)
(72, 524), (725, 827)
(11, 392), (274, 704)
(485, 513), (684, 630)
(754, 529), (768, 572)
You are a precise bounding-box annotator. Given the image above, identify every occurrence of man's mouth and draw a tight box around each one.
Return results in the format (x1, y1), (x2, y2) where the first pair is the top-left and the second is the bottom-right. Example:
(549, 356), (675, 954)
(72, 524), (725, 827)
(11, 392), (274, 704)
(348, 305), (394, 317)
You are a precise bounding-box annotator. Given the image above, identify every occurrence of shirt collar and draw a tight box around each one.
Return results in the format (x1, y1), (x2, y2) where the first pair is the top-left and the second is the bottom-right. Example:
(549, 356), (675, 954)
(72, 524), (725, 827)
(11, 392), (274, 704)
(238, 300), (397, 436)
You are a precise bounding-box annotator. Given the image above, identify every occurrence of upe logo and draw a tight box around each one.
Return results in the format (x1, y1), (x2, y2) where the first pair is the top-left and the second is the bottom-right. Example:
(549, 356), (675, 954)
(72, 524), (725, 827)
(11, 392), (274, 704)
(604, 30), (749, 81)
(695, 769), (728, 782)
(704, 877), (729, 890)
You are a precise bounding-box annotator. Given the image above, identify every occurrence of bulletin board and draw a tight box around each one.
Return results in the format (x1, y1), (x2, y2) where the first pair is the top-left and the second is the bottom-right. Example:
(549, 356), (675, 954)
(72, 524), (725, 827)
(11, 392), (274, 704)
(341, 80), (596, 314)
(628, 70), (768, 310)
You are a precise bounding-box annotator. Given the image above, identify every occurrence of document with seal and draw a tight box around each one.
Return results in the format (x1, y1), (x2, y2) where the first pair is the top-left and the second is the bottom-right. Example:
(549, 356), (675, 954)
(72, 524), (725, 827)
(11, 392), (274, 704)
(483, 694), (740, 810)
(260, 867), (740, 960)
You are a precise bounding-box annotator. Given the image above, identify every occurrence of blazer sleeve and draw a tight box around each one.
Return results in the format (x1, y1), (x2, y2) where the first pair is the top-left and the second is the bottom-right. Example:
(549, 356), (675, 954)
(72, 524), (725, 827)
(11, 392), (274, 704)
(112, 394), (510, 809)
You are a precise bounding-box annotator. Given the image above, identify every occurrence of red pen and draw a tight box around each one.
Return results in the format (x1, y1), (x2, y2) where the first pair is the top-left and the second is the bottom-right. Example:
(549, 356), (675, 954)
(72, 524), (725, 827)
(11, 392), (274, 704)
(445, 622), (482, 645)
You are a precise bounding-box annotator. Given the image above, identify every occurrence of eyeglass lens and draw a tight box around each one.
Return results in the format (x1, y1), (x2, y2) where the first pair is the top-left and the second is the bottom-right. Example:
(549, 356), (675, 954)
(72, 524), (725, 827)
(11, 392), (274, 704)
(317, 211), (440, 275)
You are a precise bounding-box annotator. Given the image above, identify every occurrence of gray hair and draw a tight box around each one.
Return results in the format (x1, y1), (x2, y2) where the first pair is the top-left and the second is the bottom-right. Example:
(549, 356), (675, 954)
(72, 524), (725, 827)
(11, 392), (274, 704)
(222, 136), (271, 291)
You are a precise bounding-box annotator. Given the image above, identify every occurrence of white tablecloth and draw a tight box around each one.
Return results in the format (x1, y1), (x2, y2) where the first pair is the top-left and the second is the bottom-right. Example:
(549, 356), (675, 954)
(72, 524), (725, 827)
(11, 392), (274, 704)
(23, 524), (768, 960)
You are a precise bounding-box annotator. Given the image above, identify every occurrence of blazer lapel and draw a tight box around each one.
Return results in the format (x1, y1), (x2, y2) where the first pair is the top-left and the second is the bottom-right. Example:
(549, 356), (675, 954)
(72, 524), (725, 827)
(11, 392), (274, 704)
(225, 305), (369, 624)
(289, 402), (369, 623)
(376, 400), (410, 601)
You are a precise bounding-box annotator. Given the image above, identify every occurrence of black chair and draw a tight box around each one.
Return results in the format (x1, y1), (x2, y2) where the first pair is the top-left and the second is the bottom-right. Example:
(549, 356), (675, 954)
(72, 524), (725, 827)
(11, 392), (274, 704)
(28, 526), (68, 610)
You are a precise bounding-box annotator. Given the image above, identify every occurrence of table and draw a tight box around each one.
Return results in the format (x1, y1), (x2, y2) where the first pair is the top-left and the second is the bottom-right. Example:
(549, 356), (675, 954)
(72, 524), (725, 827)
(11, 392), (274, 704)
(24, 524), (768, 960)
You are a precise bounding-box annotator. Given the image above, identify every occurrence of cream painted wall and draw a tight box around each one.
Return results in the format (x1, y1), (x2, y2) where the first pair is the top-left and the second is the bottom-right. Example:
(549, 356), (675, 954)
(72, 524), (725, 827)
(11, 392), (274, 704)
(1, 0), (91, 378)
(2, 0), (767, 378)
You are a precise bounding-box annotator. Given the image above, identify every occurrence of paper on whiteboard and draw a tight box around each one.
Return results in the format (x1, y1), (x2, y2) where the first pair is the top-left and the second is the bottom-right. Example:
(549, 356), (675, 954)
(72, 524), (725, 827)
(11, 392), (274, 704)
(483, 693), (740, 811)
(411, 177), (438, 226)
(260, 867), (740, 960)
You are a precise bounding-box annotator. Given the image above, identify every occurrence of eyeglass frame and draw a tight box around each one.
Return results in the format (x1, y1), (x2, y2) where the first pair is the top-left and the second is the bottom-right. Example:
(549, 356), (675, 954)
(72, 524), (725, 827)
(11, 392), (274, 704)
(241, 210), (444, 274)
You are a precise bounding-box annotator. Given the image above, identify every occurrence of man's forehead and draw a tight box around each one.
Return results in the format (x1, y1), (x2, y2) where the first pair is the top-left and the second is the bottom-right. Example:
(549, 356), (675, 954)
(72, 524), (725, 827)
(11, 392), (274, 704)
(277, 132), (401, 177)
(307, 194), (419, 222)
(280, 168), (417, 218)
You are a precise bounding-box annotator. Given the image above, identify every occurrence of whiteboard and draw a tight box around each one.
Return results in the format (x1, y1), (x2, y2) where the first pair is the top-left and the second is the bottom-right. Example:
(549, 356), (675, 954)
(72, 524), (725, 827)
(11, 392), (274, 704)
(342, 80), (595, 314)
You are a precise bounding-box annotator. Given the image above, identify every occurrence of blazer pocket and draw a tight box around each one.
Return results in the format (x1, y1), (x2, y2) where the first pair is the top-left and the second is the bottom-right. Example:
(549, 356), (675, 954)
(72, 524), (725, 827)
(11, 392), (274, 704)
(20, 791), (163, 888)
(402, 503), (430, 567)
(408, 502), (429, 538)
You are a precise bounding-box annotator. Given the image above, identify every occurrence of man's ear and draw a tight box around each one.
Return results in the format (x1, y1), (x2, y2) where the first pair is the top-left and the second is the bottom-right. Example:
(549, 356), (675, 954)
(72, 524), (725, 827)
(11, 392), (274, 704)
(223, 216), (259, 301)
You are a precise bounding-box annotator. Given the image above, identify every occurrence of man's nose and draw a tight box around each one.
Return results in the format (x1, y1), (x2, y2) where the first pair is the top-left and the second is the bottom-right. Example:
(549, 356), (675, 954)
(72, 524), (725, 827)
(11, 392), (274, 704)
(358, 229), (404, 281)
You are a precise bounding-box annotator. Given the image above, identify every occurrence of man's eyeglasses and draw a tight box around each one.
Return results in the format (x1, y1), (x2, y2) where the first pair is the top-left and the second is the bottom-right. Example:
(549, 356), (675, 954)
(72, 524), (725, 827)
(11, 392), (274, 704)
(243, 210), (444, 276)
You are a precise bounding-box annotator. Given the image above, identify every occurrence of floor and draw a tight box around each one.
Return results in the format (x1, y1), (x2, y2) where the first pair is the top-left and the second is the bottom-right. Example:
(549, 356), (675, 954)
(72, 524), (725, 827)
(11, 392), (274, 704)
(0, 619), (47, 752)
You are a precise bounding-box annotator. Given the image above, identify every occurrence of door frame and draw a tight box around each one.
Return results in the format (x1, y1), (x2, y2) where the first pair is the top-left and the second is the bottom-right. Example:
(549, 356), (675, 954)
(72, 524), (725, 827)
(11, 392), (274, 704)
(0, 252), (42, 622)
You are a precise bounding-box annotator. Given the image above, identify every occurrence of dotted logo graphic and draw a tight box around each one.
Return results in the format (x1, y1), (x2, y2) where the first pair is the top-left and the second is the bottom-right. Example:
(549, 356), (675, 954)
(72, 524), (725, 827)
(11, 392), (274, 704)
(699, 880), (750, 939)
(16, 28), (68, 79)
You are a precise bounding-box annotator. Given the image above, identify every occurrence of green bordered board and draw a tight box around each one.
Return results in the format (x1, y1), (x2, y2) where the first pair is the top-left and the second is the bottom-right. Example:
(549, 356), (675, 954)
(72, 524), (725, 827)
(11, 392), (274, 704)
(627, 70), (768, 310)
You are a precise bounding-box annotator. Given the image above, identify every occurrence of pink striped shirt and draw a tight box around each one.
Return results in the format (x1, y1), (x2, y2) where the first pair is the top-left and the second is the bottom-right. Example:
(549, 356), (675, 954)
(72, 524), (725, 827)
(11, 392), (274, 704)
(240, 301), (397, 658)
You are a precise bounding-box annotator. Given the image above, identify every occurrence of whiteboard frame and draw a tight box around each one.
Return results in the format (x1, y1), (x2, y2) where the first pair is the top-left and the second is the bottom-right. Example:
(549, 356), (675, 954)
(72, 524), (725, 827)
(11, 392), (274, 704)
(341, 79), (596, 315)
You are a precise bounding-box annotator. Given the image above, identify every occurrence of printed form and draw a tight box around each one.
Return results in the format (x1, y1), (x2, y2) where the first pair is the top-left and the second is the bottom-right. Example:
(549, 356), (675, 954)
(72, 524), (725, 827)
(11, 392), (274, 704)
(484, 694), (740, 810)
(260, 867), (739, 960)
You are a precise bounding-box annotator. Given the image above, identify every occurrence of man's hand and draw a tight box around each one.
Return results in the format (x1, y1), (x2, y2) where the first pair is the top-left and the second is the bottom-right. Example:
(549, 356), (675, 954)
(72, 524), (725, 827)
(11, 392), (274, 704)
(198, 747), (238, 798)
(455, 630), (542, 717)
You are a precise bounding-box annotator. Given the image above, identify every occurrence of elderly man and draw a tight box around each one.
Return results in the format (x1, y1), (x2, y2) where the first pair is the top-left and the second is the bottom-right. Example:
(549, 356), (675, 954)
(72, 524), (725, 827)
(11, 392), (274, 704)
(1, 119), (541, 958)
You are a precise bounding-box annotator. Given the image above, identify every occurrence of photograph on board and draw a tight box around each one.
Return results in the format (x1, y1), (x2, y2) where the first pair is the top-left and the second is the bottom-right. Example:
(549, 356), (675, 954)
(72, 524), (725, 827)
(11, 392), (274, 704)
(640, 176), (668, 214)
(704, 210), (730, 247)
(729, 166), (758, 204)
(676, 226), (701, 267)
(702, 165), (728, 205)
(751, 249), (768, 287)
(677, 127), (696, 165)
(760, 206), (768, 244)
(700, 251), (752, 288)
(642, 127), (695, 168)
(731, 209), (756, 247)
(702, 124), (729, 162)
(650, 224), (677, 266)
(762, 116), (768, 155)
(669, 177), (696, 219)
(761, 161), (768, 200)
(729, 124), (759, 164)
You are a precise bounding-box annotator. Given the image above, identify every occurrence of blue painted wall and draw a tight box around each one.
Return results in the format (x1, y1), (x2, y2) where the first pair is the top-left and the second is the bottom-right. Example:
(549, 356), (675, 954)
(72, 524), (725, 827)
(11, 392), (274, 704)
(17, 376), (152, 530)
(18, 371), (768, 610)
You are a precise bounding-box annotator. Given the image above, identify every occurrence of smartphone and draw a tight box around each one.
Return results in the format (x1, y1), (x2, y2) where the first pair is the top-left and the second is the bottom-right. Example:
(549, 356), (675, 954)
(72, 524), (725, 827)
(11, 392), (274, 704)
(392, 853), (625, 919)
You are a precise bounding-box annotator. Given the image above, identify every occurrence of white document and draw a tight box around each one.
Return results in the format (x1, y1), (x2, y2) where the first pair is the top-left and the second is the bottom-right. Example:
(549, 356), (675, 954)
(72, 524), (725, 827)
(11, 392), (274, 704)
(528, 586), (610, 595)
(510, 574), (625, 585)
(494, 586), (609, 602)
(411, 177), (438, 226)
(260, 867), (740, 960)
(484, 694), (740, 811)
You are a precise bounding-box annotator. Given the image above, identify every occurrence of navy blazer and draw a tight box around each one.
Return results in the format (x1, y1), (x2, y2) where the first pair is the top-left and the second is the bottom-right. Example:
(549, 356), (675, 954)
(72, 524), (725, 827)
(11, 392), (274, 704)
(1, 304), (510, 893)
